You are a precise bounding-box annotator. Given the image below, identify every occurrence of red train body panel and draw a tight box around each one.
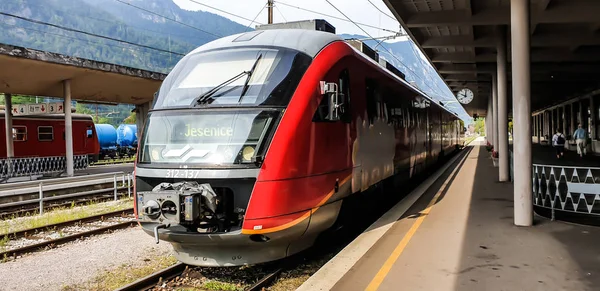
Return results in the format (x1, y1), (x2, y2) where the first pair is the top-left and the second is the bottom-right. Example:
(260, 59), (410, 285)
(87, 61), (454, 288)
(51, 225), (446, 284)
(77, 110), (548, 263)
(0, 112), (99, 160)
(134, 27), (462, 266)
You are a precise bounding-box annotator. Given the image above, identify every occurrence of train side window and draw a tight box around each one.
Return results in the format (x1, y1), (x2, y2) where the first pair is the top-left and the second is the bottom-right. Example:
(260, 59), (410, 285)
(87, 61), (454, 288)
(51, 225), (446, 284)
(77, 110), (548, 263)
(339, 69), (351, 123)
(365, 79), (378, 124)
(38, 126), (54, 141)
(12, 126), (27, 141)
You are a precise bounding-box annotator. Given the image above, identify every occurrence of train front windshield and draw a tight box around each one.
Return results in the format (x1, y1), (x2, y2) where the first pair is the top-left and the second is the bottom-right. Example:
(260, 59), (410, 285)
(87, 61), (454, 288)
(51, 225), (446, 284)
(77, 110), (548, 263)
(139, 110), (279, 166)
(153, 47), (312, 109)
(140, 47), (312, 167)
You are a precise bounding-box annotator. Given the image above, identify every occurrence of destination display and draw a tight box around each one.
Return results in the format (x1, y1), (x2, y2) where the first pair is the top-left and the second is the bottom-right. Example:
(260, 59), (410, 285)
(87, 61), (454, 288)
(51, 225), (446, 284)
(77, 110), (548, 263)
(11, 102), (64, 115)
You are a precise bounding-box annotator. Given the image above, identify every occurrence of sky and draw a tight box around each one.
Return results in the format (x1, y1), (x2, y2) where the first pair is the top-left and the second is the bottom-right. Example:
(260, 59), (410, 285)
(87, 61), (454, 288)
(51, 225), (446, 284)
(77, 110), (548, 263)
(171, 0), (471, 121)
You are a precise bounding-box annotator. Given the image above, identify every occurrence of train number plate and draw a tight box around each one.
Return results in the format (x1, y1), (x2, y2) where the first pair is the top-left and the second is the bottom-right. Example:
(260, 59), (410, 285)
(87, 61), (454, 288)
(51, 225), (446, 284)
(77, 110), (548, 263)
(166, 169), (201, 178)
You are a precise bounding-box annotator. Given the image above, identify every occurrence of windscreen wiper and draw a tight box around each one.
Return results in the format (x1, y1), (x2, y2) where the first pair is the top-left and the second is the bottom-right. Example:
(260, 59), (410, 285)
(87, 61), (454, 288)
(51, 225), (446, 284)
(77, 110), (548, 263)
(237, 54), (263, 103)
(191, 70), (250, 106)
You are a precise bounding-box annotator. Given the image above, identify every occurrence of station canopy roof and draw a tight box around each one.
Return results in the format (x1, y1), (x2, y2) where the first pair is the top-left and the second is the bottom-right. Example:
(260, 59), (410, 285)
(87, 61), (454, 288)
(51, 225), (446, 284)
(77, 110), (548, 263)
(0, 43), (166, 105)
(385, 0), (600, 117)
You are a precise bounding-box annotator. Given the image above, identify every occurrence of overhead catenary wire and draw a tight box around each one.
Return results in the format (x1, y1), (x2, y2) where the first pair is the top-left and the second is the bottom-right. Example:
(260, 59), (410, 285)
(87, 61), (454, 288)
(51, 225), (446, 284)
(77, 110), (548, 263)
(366, 0), (397, 21)
(0, 22), (159, 55)
(275, 4), (288, 22)
(276, 0), (399, 34)
(323, 0), (456, 113)
(114, 0), (221, 38)
(360, 0), (466, 116)
(20, 1), (199, 42)
(186, 0), (265, 25)
(0, 11), (186, 56)
(246, 3), (268, 31)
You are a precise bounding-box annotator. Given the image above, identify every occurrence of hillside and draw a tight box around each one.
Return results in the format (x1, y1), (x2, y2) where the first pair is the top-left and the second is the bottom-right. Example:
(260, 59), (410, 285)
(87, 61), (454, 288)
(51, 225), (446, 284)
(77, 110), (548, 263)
(0, 0), (247, 73)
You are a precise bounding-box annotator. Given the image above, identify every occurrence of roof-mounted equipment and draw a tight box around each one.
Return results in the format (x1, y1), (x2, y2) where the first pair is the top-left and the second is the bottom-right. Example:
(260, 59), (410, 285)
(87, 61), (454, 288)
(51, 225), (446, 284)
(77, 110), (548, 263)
(346, 39), (379, 63)
(256, 19), (336, 34)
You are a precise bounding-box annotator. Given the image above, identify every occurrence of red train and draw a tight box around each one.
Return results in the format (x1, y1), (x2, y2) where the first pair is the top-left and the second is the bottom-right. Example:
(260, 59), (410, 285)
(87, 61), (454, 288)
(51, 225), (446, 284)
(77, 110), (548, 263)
(134, 22), (461, 266)
(0, 112), (99, 161)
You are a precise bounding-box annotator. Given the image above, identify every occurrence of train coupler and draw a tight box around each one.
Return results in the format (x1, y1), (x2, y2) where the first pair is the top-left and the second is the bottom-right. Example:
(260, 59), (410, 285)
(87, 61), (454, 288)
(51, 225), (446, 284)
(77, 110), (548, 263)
(153, 223), (170, 244)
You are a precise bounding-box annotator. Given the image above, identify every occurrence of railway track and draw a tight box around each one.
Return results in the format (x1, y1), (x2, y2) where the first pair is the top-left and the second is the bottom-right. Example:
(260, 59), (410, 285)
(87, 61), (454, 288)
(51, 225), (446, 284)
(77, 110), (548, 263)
(0, 208), (135, 259)
(115, 263), (284, 291)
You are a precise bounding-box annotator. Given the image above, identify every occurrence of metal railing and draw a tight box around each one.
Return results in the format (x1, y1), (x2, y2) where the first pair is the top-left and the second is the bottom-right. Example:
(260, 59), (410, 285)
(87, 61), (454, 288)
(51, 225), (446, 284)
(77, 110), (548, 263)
(0, 155), (89, 180)
(0, 171), (133, 215)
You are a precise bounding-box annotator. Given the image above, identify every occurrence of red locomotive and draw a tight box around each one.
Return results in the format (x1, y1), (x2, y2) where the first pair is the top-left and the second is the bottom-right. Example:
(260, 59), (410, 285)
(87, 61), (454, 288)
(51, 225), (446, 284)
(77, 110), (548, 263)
(134, 21), (461, 266)
(0, 111), (99, 161)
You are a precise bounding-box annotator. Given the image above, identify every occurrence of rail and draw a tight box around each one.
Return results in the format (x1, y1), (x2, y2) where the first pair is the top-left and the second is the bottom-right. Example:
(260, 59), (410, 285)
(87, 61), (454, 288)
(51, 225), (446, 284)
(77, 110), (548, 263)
(0, 171), (133, 215)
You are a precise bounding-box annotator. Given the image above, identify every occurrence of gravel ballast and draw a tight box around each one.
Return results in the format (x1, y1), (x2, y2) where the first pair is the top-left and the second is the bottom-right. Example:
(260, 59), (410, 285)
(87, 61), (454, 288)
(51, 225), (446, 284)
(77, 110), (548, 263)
(0, 226), (172, 291)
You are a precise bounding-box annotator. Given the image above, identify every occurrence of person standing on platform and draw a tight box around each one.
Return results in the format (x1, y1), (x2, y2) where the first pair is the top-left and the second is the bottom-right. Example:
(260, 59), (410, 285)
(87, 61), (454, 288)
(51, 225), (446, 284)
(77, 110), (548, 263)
(552, 128), (566, 159)
(573, 123), (587, 157)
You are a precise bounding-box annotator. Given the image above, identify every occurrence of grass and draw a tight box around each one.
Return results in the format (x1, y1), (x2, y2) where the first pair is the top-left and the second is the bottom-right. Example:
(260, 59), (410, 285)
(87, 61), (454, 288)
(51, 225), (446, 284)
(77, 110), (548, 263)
(0, 198), (134, 236)
(63, 254), (177, 291)
(0, 235), (9, 250)
(90, 157), (135, 166)
(202, 281), (242, 291)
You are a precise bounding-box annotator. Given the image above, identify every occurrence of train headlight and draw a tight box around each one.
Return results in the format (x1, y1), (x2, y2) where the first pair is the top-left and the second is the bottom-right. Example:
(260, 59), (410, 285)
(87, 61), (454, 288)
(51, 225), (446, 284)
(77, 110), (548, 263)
(242, 146), (255, 162)
(151, 147), (162, 161)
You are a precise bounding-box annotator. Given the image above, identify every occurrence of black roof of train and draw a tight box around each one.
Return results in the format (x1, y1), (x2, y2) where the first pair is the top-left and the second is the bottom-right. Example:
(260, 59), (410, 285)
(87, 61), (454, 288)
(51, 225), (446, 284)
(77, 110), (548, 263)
(0, 110), (93, 121)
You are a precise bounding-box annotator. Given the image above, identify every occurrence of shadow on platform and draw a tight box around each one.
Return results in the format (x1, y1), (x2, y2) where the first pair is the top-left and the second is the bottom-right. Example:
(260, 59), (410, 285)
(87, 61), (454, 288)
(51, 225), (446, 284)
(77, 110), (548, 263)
(456, 145), (600, 290)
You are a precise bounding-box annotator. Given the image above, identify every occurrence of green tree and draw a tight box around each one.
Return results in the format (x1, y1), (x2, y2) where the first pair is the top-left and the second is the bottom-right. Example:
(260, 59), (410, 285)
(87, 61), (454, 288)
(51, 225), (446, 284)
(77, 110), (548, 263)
(474, 118), (486, 136)
(75, 103), (94, 115)
(0, 94), (38, 105)
(123, 112), (136, 124)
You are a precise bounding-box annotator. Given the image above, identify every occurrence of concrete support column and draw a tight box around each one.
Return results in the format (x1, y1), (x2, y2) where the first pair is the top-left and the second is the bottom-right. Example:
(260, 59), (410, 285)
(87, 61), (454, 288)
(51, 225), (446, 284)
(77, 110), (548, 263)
(64, 80), (74, 177)
(497, 27), (509, 181)
(510, 0), (532, 226)
(4, 93), (14, 158)
(487, 94), (493, 144)
(590, 97), (596, 139)
(578, 101), (583, 126)
(562, 106), (567, 136)
(571, 104), (576, 136)
(548, 109), (556, 136)
(536, 115), (541, 143)
(492, 74), (499, 149)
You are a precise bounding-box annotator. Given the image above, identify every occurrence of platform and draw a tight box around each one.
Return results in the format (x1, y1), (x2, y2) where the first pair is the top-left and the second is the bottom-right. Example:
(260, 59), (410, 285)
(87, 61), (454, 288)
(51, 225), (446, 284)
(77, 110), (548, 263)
(299, 137), (600, 291)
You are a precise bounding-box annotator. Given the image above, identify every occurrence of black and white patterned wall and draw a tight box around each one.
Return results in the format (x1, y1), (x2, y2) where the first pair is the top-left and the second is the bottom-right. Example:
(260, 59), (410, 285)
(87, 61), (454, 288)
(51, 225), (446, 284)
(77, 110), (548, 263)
(0, 155), (89, 179)
(533, 165), (600, 215)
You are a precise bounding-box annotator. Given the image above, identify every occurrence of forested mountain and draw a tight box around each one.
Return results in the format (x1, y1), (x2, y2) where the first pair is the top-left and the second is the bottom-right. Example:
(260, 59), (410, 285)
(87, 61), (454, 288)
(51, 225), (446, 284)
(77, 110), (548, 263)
(0, 0), (247, 73)
(0, 0), (250, 125)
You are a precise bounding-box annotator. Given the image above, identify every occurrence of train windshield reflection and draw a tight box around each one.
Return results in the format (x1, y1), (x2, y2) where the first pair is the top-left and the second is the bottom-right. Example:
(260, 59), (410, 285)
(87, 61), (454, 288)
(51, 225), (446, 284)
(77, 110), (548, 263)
(138, 110), (279, 166)
(154, 47), (311, 109)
